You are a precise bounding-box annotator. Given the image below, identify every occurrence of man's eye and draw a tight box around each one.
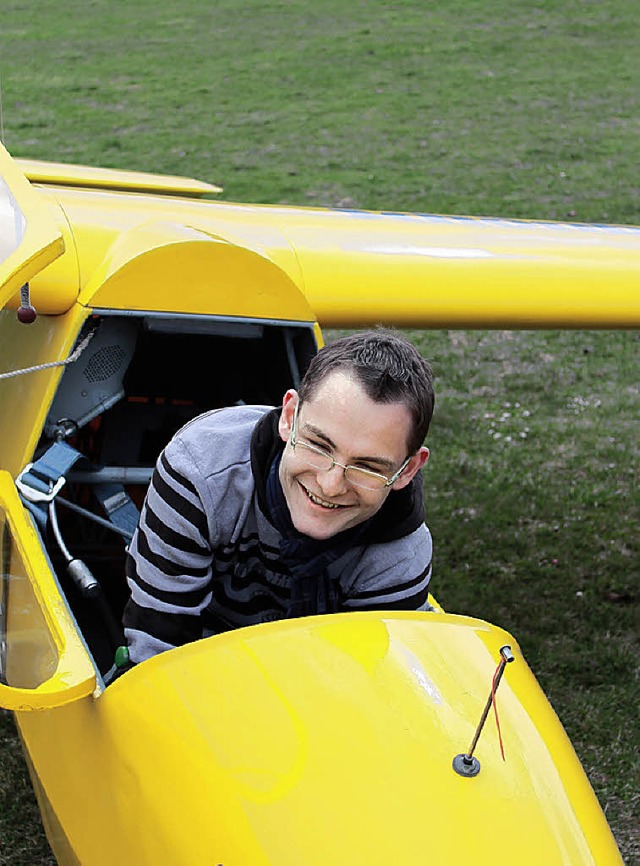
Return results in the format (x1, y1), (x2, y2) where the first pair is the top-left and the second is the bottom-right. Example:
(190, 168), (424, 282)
(355, 463), (378, 474)
(307, 439), (331, 454)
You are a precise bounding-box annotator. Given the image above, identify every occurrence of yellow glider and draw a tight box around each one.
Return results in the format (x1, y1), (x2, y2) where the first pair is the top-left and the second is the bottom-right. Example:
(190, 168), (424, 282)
(0, 142), (628, 864)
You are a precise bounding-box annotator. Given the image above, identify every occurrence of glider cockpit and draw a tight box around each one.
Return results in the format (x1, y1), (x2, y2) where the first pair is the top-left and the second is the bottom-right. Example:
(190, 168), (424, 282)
(13, 309), (317, 681)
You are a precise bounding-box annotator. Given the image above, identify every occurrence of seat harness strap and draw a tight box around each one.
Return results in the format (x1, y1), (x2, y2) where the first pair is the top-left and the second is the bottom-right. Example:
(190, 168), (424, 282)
(16, 442), (140, 538)
(93, 482), (140, 538)
(16, 442), (85, 531)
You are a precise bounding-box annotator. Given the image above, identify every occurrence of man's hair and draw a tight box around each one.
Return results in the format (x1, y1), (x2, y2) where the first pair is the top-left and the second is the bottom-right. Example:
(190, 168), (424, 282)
(298, 330), (435, 454)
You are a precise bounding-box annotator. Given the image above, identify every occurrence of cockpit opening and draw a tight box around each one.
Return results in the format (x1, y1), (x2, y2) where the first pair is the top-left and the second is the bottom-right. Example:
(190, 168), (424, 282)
(33, 311), (317, 679)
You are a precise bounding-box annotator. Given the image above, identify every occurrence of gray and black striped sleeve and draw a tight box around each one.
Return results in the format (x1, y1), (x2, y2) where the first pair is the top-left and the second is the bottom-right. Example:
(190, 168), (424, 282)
(123, 447), (214, 663)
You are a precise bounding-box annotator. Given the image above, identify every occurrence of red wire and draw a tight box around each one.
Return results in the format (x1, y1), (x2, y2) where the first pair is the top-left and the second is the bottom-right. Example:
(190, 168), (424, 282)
(491, 663), (506, 761)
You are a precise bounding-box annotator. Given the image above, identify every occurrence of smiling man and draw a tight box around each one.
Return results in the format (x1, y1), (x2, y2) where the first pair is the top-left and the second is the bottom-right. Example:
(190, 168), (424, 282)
(124, 331), (435, 664)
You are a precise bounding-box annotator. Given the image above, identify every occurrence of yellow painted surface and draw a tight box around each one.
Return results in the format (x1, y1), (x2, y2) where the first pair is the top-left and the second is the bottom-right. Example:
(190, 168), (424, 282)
(15, 613), (622, 865)
(77, 220), (316, 322)
(0, 472), (96, 710)
(16, 157), (222, 196)
(283, 212), (640, 328)
(0, 143), (65, 310)
(3, 144), (638, 327)
(43, 186), (640, 327)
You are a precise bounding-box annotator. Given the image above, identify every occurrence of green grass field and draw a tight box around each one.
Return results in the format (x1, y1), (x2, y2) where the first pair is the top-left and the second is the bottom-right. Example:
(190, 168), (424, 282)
(1, 1), (638, 863)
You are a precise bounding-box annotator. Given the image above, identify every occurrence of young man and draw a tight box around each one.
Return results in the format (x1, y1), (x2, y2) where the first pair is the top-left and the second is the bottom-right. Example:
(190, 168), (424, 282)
(124, 331), (435, 664)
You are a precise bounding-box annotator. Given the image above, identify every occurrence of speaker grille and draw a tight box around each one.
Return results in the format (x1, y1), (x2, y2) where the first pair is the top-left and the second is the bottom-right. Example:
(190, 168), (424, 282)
(83, 345), (127, 383)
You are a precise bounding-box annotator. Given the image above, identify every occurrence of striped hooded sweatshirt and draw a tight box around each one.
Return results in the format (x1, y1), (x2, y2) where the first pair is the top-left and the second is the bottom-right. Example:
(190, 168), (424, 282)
(123, 405), (433, 664)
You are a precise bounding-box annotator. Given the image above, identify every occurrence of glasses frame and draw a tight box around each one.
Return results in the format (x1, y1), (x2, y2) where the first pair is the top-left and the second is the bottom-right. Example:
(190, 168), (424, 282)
(289, 401), (412, 491)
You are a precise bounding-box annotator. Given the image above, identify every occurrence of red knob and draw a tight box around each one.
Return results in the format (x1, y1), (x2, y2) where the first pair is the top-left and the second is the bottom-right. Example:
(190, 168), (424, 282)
(17, 305), (37, 324)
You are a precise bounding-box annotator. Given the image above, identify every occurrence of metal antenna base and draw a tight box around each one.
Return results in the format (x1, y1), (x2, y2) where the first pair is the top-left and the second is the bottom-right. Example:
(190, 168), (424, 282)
(453, 754), (481, 777)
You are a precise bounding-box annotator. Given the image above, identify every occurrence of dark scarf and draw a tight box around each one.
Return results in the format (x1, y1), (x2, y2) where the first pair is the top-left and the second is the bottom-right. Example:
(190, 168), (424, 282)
(266, 451), (372, 616)
(251, 408), (426, 618)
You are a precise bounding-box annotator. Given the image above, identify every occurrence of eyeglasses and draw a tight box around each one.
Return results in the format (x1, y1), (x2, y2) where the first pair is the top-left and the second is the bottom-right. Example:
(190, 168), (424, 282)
(289, 401), (411, 491)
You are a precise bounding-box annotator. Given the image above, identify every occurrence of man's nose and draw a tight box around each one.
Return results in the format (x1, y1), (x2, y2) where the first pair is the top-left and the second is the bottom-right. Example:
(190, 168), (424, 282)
(316, 463), (348, 496)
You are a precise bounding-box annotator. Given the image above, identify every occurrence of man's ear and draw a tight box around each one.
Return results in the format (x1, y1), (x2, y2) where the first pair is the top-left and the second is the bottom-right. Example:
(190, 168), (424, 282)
(391, 446), (429, 491)
(278, 390), (299, 443)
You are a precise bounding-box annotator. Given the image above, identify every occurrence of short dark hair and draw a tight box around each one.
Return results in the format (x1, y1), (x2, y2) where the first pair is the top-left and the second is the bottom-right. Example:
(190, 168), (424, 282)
(299, 330), (434, 454)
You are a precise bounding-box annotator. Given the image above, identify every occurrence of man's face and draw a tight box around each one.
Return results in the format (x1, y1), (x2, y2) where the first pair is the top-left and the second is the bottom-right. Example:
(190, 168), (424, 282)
(277, 371), (429, 541)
